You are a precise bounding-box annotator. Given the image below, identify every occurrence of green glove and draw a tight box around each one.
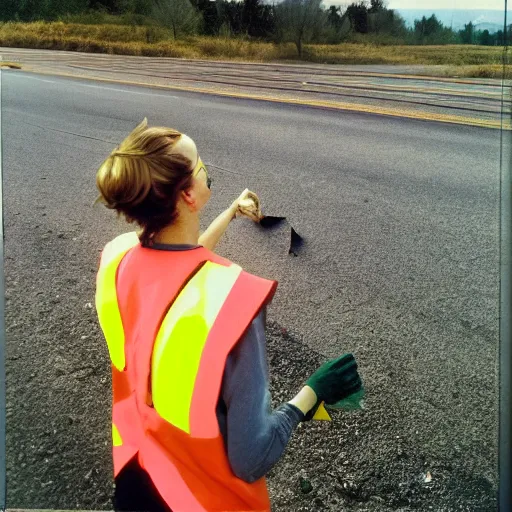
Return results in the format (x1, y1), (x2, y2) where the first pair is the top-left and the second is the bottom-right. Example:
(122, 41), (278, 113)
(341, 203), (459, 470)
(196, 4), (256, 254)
(304, 353), (363, 421)
(326, 387), (365, 411)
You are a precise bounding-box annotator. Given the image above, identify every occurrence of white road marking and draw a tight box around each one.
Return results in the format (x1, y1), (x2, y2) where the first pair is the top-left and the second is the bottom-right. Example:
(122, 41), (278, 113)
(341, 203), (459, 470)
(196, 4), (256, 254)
(7, 73), (179, 99)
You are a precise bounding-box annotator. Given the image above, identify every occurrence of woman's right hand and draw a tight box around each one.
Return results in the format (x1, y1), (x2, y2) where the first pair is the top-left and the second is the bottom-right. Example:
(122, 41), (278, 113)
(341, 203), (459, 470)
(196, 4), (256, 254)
(230, 189), (262, 222)
(305, 353), (362, 406)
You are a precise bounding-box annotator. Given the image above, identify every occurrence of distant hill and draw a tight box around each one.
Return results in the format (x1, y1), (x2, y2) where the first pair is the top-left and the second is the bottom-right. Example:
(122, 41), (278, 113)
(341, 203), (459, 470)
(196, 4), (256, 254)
(473, 22), (504, 33)
(395, 9), (508, 33)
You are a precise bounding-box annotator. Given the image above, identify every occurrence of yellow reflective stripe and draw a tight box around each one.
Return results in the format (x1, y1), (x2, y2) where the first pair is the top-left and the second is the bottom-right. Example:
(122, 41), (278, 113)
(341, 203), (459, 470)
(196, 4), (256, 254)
(151, 262), (242, 433)
(102, 231), (140, 267)
(95, 232), (140, 371)
(112, 423), (123, 447)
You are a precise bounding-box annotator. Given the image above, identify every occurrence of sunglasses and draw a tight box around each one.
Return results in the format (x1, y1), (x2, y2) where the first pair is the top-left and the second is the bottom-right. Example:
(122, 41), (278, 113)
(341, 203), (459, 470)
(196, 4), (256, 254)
(192, 157), (212, 189)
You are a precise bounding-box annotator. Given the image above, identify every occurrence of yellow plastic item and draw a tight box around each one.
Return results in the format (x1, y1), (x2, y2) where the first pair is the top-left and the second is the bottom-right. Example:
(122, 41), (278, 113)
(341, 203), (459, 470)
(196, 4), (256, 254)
(313, 402), (332, 421)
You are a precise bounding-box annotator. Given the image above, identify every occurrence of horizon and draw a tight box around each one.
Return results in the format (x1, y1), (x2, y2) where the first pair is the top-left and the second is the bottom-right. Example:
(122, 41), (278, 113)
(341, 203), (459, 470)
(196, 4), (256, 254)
(324, 2), (509, 14)
(318, 2), (510, 32)
(388, 1), (506, 9)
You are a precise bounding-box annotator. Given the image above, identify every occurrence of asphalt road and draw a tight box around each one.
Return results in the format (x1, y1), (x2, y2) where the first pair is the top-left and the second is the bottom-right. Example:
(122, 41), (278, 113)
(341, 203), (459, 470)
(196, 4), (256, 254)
(1, 47), (509, 126)
(2, 70), (503, 510)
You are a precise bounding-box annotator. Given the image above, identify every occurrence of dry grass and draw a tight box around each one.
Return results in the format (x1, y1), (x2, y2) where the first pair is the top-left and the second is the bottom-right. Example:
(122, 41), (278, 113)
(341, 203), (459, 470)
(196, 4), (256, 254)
(0, 22), (291, 60)
(303, 43), (504, 66)
(0, 21), (508, 78)
(0, 61), (22, 68)
(0, 21), (170, 44)
(425, 64), (511, 79)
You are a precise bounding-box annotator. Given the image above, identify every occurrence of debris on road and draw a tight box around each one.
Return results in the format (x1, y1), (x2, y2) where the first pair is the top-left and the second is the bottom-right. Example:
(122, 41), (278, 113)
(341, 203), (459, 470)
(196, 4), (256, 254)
(299, 476), (313, 494)
(233, 189), (305, 256)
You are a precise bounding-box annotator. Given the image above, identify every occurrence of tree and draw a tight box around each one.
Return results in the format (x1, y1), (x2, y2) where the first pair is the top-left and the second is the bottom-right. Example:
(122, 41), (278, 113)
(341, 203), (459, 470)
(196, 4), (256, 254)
(459, 21), (474, 44)
(327, 5), (342, 30)
(45, 0), (90, 19)
(326, 5), (350, 41)
(0, 0), (24, 20)
(346, 2), (368, 33)
(368, 8), (406, 36)
(495, 25), (512, 46)
(216, 0), (244, 35)
(0, 0), (94, 21)
(412, 14), (455, 44)
(195, 0), (222, 35)
(240, 0), (274, 37)
(274, 0), (331, 57)
(495, 29), (505, 46)
(368, 0), (384, 14)
(153, 0), (201, 39)
(13, 0), (43, 20)
(88, 0), (127, 13)
(478, 29), (491, 46)
(256, 3), (275, 38)
(130, 0), (154, 15)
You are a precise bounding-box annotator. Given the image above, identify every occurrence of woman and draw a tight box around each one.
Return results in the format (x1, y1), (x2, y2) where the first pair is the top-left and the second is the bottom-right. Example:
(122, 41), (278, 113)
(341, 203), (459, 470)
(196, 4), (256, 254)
(94, 118), (363, 512)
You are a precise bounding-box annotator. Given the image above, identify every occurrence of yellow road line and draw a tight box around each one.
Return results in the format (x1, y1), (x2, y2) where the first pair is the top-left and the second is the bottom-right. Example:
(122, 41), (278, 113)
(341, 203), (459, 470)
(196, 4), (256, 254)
(18, 66), (511, 130)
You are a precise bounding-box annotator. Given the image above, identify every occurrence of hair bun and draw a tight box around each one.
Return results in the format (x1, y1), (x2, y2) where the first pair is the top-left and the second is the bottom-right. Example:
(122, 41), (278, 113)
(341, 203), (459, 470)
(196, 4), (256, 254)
(96, 118), (195, 246)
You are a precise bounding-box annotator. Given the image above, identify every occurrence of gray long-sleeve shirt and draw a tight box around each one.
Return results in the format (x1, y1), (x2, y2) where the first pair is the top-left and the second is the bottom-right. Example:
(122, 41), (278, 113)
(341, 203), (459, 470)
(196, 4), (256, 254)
(216, 308), (304, 482)
(149, 242), (304, 483)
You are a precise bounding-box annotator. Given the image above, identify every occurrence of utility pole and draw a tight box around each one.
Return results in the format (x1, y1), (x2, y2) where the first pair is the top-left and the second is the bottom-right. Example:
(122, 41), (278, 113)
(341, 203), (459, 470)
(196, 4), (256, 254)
(499, 1), (511, 510)
(0, 61), (6, 512)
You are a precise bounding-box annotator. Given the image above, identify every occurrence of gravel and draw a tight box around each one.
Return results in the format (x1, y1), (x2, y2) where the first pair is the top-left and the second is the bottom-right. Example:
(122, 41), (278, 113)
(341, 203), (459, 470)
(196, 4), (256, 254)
(264, 322), (497, 512)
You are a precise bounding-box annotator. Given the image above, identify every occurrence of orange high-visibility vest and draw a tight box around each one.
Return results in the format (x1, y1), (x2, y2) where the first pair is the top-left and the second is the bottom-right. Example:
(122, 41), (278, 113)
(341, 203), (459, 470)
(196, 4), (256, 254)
(95, 232), (278, 512)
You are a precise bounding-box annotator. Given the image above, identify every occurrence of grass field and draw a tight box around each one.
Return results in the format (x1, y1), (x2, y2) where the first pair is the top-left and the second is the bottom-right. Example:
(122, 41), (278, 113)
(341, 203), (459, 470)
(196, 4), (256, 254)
(0, 21), (509, 78)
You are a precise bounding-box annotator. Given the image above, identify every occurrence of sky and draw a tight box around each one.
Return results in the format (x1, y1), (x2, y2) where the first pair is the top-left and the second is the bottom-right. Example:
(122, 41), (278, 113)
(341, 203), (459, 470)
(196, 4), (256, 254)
(387, 0), (506, 10)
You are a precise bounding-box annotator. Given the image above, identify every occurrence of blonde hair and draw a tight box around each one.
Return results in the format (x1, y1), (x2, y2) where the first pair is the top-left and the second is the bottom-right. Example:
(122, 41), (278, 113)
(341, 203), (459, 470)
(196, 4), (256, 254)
(96, 118), (194, 246)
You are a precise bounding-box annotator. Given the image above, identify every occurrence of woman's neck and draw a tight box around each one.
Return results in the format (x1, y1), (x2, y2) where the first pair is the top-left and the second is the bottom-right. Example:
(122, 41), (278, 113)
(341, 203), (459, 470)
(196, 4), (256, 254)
(152, 215), (200, 246)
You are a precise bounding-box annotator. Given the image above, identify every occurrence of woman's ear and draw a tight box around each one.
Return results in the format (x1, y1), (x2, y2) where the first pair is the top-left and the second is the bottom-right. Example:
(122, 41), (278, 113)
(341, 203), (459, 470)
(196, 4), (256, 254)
(181, 187), (197, 211)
